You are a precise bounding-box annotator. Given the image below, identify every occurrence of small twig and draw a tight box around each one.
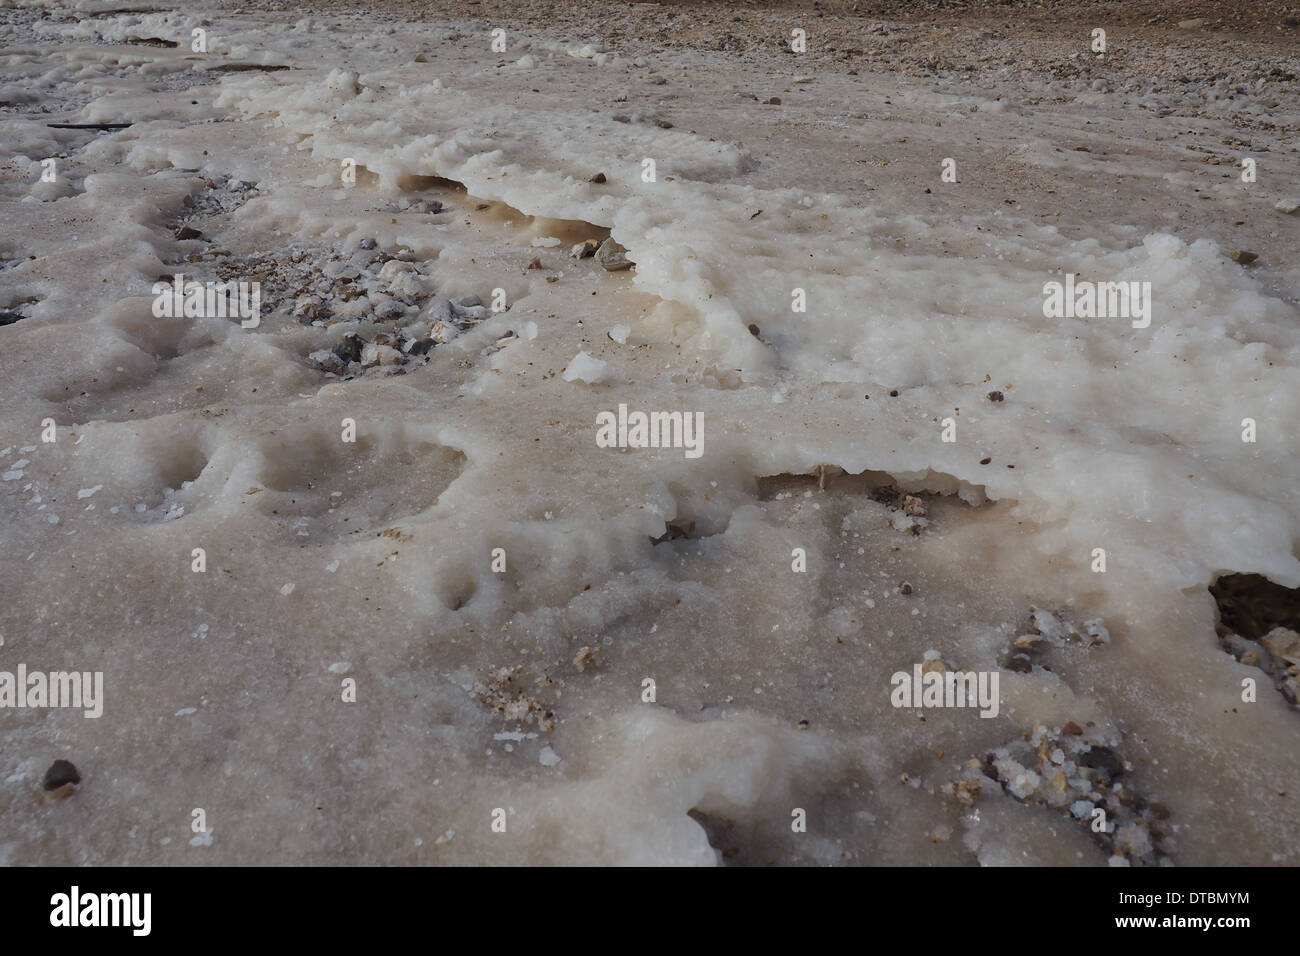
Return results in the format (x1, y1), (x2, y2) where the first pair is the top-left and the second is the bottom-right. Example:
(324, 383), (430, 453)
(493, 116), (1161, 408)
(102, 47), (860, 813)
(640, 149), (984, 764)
(47, 123), (132, 130)
(204, 63), (291, 73)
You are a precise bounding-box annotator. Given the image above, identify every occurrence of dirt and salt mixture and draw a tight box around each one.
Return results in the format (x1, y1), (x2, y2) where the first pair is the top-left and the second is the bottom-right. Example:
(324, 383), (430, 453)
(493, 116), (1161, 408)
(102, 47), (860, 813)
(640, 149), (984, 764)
(0, 0), (1297, 864)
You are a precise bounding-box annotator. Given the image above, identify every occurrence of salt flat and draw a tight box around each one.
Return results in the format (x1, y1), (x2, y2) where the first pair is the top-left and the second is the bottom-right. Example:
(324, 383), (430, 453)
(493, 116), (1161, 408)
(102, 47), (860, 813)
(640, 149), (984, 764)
(0, 0), (1297, 865)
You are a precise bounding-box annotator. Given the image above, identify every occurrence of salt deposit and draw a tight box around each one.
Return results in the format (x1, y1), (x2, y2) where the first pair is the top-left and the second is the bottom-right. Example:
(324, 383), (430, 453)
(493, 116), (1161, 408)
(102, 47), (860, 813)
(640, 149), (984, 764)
(0, 0), (1297, 866)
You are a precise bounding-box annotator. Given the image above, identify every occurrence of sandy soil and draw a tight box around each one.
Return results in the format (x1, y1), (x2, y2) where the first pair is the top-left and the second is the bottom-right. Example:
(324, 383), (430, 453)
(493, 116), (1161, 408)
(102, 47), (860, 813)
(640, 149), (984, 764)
(288, 0), (1300, 289)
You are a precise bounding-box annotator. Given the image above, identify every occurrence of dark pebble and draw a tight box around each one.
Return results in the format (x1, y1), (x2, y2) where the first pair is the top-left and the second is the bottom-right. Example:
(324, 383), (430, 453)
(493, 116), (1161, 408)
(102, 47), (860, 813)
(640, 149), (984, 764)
(987, 390), (1004, 402)
(174, 226), (204, 241)
(333, 332), (364, 363)
(588, 172), (606, 183)
(748, 323), (760, 337)
(1078, 745), (1125, 780)
(0, 311), (24, 326)
(358, 238), (378, 250)
(43, 760), (80, 791)
(408, 338), (436, 355)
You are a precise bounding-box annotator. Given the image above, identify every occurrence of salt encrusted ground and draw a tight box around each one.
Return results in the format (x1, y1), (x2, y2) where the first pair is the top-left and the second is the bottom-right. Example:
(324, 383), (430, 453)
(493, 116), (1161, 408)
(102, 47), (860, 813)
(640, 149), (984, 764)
(0, 0), (1297, 865)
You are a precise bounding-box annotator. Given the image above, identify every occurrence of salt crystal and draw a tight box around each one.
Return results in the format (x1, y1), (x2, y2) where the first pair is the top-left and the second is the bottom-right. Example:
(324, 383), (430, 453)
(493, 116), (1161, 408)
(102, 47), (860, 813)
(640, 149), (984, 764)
(561, 350), (610, 384)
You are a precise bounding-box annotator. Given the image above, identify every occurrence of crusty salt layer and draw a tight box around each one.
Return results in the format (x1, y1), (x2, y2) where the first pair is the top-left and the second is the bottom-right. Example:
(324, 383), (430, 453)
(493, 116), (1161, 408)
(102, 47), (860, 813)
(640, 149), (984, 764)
(0, 0), (1297, 865)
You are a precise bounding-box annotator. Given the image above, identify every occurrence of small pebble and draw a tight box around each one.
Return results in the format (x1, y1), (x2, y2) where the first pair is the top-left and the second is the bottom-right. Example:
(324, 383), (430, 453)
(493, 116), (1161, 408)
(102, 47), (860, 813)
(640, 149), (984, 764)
(43, 760), (80, 791)
(596, 238), (632, 271)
